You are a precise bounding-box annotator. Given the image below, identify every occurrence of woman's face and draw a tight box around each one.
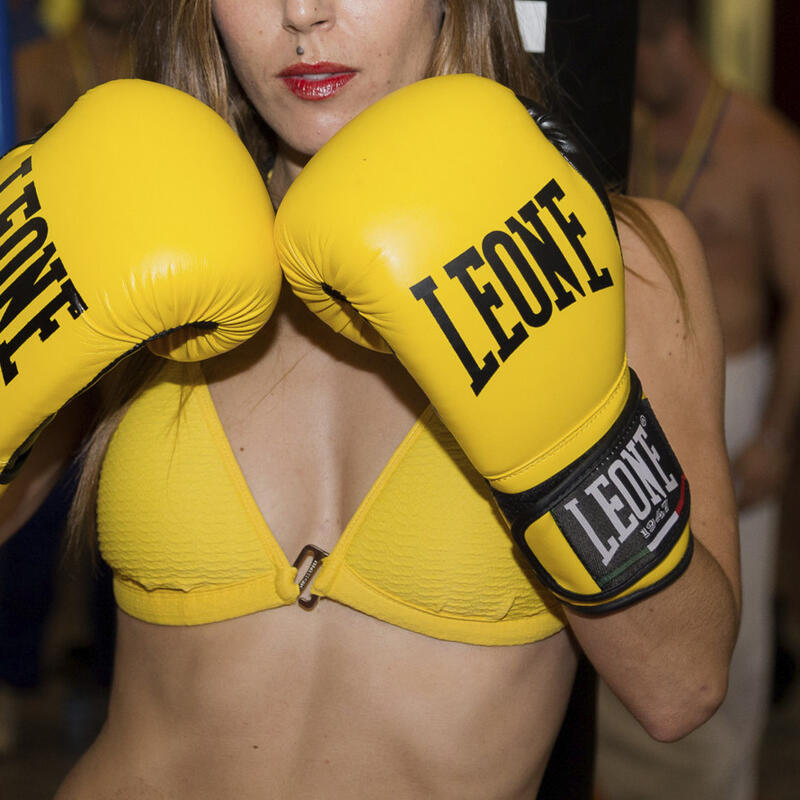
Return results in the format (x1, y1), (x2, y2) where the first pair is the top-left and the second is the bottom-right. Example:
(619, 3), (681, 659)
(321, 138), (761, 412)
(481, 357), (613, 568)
(213, 1), (444, 158)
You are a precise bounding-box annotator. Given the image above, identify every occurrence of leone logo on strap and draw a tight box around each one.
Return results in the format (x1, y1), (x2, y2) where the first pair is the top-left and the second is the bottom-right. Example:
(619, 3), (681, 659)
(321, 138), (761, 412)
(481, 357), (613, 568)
(0, 155), (87, 386)
(549, 404), (690, 596)
(494, 370), (692, 604)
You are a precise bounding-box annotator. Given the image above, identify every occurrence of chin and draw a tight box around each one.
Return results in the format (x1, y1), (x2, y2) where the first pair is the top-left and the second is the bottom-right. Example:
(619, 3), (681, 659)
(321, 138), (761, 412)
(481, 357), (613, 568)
(294, 113), (363, 157)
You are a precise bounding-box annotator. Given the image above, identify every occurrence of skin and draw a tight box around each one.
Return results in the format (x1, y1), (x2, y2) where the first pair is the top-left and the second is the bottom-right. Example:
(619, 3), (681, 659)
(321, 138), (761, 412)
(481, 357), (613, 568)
(1, 2), (740, 797)
(212, 0), (445, 197)
(630, 19), (800, 508)
(46, 200), (738, 798)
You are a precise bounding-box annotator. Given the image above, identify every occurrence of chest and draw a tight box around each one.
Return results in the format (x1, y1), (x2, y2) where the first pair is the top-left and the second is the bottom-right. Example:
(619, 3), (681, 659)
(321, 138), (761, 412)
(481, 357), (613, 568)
(205, 329), (426, 556)
(684, 173), (759, 257)
(645, 131), (766, 276)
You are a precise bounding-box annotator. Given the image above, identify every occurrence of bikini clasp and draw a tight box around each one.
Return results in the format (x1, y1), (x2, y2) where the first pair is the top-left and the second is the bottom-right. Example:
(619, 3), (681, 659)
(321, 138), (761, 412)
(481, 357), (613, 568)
(293, 544), (329, 611)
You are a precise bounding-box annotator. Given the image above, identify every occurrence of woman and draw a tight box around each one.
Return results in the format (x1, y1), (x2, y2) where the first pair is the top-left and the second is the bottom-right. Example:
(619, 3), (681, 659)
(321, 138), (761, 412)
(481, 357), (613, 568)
(0, 2), (739, 797)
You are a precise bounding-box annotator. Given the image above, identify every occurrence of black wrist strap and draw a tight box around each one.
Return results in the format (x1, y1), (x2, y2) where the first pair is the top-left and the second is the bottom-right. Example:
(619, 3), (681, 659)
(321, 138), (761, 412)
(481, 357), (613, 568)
(493, 369), (692, 607)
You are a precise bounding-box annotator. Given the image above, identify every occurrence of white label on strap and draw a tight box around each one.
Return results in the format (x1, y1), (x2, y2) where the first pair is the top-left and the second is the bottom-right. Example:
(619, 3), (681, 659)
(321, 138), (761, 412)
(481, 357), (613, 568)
(515, 1), (548, 53)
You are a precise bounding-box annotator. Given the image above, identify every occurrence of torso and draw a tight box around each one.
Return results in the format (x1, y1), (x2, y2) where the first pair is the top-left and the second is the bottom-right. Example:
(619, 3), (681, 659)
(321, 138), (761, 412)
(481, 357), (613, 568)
(56, 293), (578, 799)
(630, 89), (775, 355)
(55, 173), (710, 797)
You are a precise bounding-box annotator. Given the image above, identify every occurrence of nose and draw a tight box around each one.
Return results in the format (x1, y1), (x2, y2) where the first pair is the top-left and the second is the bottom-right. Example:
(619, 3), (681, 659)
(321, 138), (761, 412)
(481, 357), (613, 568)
(282, 1), (335, 35)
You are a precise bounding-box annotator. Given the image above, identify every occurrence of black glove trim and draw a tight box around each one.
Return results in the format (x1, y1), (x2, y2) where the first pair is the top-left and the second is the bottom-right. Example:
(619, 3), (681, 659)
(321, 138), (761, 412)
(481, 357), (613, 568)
(515, 95), (618, 236)
(561, 536), (693, 615)
(493, 368), (693, 608)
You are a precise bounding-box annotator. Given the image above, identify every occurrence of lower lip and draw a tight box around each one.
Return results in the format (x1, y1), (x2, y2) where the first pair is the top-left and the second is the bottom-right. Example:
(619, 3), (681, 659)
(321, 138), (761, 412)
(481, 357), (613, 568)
(281, 73), (356, 101)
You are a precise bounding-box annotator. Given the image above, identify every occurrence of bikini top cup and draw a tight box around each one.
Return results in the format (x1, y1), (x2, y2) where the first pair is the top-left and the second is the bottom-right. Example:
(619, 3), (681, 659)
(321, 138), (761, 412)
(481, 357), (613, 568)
(97, 362), (564, 645)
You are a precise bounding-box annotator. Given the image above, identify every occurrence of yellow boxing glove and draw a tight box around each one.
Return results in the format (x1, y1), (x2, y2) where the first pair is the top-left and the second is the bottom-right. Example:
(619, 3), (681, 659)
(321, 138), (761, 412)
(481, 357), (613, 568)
(276, 74), (692, 613)
(0, 79), (280, 492)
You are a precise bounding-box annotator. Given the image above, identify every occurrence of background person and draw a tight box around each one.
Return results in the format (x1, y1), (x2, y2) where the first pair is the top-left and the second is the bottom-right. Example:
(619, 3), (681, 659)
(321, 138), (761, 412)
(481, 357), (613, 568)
(596, 2), (800, 798)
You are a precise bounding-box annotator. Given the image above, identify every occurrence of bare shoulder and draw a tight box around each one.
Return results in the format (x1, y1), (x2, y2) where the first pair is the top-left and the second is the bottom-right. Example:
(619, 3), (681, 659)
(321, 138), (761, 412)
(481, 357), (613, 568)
(728, 92), (800, 185)
(617, 197), (706, 285)
(616, 196), (725, 439)
(730, 90), (800, 146)
(617, 197), (720, 361)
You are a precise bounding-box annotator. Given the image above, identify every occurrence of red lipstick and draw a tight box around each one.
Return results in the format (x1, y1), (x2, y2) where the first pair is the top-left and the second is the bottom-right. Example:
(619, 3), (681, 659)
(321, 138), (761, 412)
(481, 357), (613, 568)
(278, 62), (357, 101)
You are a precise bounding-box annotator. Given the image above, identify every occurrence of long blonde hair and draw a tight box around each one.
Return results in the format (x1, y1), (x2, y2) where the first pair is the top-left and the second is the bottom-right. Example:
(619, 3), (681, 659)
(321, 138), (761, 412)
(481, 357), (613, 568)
(69, 0), (684, 547)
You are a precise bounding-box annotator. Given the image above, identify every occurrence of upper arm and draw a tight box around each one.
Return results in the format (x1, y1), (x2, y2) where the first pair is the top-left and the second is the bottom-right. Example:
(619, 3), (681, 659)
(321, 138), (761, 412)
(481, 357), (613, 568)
(619, 198), (741, 613)
(0, 392), (94, 545)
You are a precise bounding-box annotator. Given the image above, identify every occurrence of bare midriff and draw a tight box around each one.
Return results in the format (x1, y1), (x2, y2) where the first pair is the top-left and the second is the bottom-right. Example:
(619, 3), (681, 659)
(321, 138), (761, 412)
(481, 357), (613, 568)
(57, 607), (574, 799)
(55, 294), (576, 799)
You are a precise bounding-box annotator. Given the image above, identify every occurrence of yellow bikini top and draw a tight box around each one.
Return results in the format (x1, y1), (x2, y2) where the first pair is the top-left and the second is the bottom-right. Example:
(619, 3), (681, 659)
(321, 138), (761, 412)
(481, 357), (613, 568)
(97, 362), (564, 645)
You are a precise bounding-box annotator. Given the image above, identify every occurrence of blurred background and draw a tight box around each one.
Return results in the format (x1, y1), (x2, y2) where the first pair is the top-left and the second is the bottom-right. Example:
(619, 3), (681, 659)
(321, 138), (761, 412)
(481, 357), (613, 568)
(0, 1), (799, 797)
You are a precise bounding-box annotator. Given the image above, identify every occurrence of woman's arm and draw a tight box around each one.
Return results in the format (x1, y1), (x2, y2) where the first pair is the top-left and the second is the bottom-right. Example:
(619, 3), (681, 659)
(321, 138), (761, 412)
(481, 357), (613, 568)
(0, 393), (93, 546)
(565, 198), (741, 742)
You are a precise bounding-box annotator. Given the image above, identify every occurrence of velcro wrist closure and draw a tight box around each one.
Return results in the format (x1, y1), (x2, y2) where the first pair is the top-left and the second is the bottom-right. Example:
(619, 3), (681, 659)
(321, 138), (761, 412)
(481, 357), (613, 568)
(493, 369), (693, 612)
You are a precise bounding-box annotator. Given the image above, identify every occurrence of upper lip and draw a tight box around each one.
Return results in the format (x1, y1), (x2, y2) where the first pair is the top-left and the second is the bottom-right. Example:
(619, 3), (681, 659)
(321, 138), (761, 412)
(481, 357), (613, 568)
(278, 61), (356, 77)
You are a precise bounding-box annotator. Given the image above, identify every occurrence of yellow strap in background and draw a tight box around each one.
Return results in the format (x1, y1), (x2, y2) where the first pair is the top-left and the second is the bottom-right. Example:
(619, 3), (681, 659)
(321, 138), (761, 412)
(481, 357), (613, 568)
(634, 78), (731, 209)
(661, 78), (730, 208)
(38, 0), (82, 35)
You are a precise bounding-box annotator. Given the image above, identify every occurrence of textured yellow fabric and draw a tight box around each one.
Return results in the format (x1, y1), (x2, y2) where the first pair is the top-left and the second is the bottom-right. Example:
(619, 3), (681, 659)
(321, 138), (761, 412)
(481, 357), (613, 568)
(98, 362), (299, 626)
(98, 362), (565, 644)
